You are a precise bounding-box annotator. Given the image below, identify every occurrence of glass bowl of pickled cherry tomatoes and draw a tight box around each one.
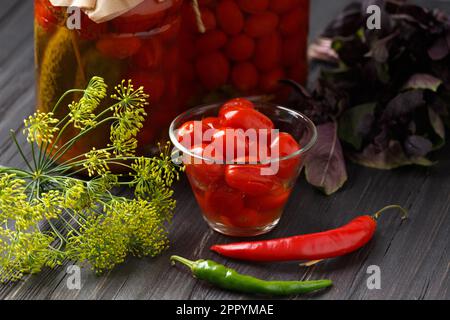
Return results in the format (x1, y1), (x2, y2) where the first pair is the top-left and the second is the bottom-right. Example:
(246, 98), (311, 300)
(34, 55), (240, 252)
(170, 98), (317, 237)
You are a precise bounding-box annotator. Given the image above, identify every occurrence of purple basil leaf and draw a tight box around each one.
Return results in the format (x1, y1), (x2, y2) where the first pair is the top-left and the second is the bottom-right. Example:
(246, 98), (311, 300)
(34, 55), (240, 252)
(403, 74), (443, 92)
(305, 122), (348, 195)
(428, 36), (450, 60)
(404, 135), (433, 157)
(382, 90), (425, 120)
(323, 3), (363, 38)
(338, 103), (376, 150)
(349, 140), (434, 169)
(428, 107), (446, 139)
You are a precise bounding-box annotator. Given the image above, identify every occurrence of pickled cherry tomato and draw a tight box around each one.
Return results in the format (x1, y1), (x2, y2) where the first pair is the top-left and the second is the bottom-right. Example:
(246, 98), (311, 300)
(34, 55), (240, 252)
(211, 128), (250, 160)
(225, 165), (278, 196)
(270, 132), (301, 179)
(245, 184), (291, 211)
(204, 185), (244, 216)
(225, 34), (255, 61)
(219, 98), (255, 117)
(244, 12), (279, 38)
(231, 62), (259, 93)
(176, 121), (210, 148)
(202, 117), (221, 130)
(195, 51), (230, 90)
(216, 0), (245, 35)
(182, 5), (216, 33)
(237, 0), (269, 14)
(35, 0), (61, 31)
(280, 7), (307, 36)
(226, 208), (260, 228)
(96, 37), (142, 60)
(185, 144), (225, 185)
(220, 107), (274, 131)
(196, 30), (228, 53)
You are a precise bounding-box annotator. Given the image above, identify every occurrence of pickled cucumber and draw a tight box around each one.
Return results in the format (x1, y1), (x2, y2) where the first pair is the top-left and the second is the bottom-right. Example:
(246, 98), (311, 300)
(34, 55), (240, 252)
(34, 22), (49, 67)
(38, 27), (77, 115)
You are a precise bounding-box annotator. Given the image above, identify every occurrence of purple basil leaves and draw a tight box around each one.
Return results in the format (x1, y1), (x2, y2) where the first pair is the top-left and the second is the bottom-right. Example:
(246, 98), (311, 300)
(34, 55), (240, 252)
(285, 0), (449, 195)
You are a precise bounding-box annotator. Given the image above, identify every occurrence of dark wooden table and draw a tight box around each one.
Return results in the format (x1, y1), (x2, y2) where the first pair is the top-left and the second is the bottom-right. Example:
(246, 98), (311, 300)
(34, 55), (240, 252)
(0, 0), (449, 300)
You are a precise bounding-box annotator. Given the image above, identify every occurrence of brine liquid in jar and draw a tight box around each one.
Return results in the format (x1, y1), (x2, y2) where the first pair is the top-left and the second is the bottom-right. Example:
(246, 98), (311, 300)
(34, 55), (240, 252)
(34, 0), (183, 163)
(179, 0), (310, 106)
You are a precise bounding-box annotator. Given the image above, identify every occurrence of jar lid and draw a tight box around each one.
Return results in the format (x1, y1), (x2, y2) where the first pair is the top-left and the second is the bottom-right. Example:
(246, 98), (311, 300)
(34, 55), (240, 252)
(49, 0), (145, 23)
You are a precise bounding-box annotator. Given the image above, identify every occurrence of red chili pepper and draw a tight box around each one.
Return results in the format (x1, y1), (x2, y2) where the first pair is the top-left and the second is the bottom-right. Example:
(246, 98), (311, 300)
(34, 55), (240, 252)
(211, 206), (407, 262)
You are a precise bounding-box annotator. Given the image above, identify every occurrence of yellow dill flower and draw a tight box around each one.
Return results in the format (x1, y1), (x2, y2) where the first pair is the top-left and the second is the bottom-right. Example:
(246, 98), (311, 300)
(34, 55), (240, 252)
(83, 148), (111, 177)
(1, 76), (182, 282)
(111, 79), (149, 114)
(68, 77), (108, 129)
(23, 111), (59, 143)
(33, 190), (64, 220)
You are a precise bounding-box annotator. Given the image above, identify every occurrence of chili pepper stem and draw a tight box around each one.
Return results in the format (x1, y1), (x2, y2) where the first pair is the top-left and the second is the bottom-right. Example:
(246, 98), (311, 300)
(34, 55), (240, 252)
(171, 255), (196, 271)
(372, 205), (408, 220)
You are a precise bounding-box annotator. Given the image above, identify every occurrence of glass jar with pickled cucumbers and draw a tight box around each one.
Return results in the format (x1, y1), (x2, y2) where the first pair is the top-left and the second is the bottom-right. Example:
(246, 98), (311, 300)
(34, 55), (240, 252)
(34, 0), (183, 162)
(179, 0), (310, 106)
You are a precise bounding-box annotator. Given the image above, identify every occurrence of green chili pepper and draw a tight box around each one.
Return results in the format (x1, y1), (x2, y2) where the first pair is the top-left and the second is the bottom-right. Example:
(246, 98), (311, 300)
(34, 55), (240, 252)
(171, 256), (332, 296)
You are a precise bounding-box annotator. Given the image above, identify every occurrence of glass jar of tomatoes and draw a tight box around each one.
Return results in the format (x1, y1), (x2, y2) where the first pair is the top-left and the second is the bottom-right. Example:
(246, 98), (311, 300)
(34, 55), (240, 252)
(170, 98), (317, 237)
(179, 0), (310, 106)
(34, 0), (183, 162)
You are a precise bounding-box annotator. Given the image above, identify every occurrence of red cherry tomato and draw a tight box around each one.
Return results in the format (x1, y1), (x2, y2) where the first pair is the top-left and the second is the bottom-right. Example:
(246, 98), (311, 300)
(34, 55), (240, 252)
(132, 38), (163, 69)
(259, 68), (285, 93)
(195, 51), (230, 90)
(245, 184), (291, 211)
(185, 144), (225, 186)
(220, 107), (274, 131)
(211, 128), (250, 161)
(202, 117), (221, 129)
(225, 165), (279, 196)
(254, 33), (282, 71)
(35, 0), (61, 31)
(225, 34), (255, 61)
(280, 7), (308, 36)
(127, 71), (165, 103)
(270, 132), (301, 179)
(176, 121), (210, 148)
(231, 62), (259, 93)
(270, 0), (299, 14)
(227, 208), (261, 228)
(204, 185), (244, 216)
(216, 0), (245, 35)
(96, 36), (142, 59)
(244, 12), (279, 38)
(219, 98), (255, 117)
(237, 0), (269, 14)
(196, 30), (228, 53)
(183, 5), (217, 33)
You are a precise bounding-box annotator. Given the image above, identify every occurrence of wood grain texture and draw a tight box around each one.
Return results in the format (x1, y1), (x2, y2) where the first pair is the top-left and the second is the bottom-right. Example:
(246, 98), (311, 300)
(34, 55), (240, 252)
(0, 0), (448, 300)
